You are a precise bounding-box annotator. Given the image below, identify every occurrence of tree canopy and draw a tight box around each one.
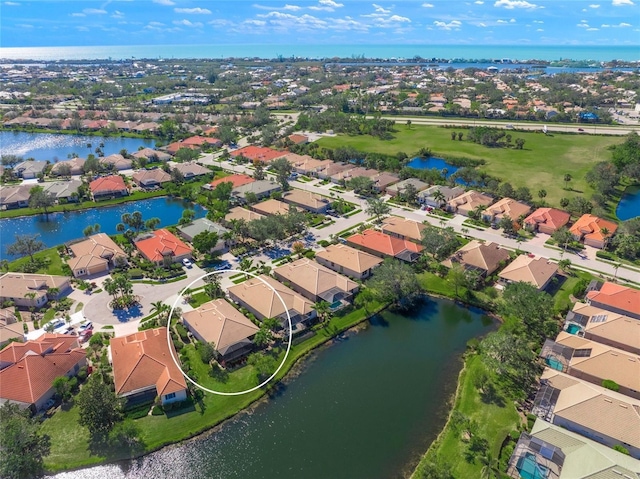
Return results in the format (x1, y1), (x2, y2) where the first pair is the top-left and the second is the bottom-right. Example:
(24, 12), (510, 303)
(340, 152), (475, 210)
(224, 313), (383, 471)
(76, 375), (124, 438)
(367, 259), (423, 312)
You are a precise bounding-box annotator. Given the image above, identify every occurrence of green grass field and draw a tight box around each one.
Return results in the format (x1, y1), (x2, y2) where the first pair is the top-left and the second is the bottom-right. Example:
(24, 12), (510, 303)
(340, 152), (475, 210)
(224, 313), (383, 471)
(7, 247), (66, 276)
(316, 125), (622, 207)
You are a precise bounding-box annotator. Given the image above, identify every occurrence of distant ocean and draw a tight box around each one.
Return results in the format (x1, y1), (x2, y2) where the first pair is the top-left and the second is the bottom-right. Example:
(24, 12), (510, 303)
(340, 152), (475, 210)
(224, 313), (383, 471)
(1, 44), (638, 62)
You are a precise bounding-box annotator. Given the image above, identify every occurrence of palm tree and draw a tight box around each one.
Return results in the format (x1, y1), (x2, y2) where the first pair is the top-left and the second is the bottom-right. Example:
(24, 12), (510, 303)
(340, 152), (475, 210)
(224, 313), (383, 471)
(537, 189), (547, 203)
(150, 300), (169, 321)
(613, 262), (620, 281)
(239, 257), (254, 279)
(313, 301), (332, 324)
(479, 451), (501, 479)
(432, 189), (446, 207)
(563, 173), (572, 190)
(461, 227), (469, 237)
(600, 227), (611, 248)
(253, 325), (272, 347)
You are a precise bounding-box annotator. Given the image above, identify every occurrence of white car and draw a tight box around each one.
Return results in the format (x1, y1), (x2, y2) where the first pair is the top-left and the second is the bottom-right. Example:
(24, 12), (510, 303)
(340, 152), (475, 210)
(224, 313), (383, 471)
(182, 258), (193, 268)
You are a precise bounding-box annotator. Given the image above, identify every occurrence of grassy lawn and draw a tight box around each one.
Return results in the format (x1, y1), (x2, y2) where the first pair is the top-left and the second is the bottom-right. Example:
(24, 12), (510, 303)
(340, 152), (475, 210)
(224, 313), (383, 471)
(41, 300), (386, 472)
(8, 247), (66, 276)
(316, 125), (622, 207)
(551, 269), (595, 314)
(412, 354), (521, 478)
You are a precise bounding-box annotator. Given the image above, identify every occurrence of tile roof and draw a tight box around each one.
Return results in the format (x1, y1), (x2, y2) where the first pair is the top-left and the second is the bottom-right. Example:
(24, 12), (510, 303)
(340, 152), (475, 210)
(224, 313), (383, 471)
(524, 207), (571, 231)
(251, 199), (291, 216)
(498, 255), (558, 288)
(381, 217), (426, 243)
(230, 146), (286, 164)
(386, 178), (429, 195)
(208, 173), (255, 190)
(281, 189), (330, 211)
(231, 180), (281, 197)
(177, 218), (228, 240)
(182, 299), (259, 355)
(482, 197), (531, 220)
(315, 244), (383, 275)
(89, 175), (126, 194)
(99, 154), (132, 170)
(442, 240), (510, 275)
(447, 190), (494, 213)
(274, 258), (358, 299)
(131, 148), (172, 161)
(347, 229), (423, 258)
(172, 161), (210, 177)
(572, 302), (640, 354)
(110, 328), (187, 398)
(586, 282), (640, 318)
(570, 214), (618, 243)
(67, 233), (127, 272)
(131, 168), (171, 185)
(135, 229), (192, 263)
(224, 207), (264, 223)
(0, 273), (69, 302)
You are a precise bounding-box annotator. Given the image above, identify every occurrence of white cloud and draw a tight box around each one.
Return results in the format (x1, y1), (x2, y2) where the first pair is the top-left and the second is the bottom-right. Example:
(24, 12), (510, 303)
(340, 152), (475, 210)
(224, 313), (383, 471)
(387, 14), (411, 22)
(373, 3), (391, 13)
(309, 0), (344, 10)
(111, 10), (124, 18)
(4, 1), (20, 5)
(174, 7), (211, 14)
(478, 22), (487, 26)
(497, 19), (508, 23)
(536, 28), (543, 31)
(244, 19), (267, 25)
(586, 27), (599, 30)
(76, 26), (89, 31)
(510, 17), (516, 22)
(83, 8), (107, 14)
(284, 4), (302, 10)
(258, 11), (329, 29)
(577, 22), (589, 27)
(433, 19), (462, 30)
(16, 23), (33, 28)
(612, 0), (634, 5)
(589, 3), (600, 7)
(71, 12), (85, 17)
(422, 2), (435, 7)
(617, 22), (632, 26)
(253, 3), (302, 10)
(153, 0), (175, 5)
(601, 23), (610, 26)
(494, 0), (539, 9)
(533, 19), (543, 23)
(474, 1), (485, 3)
(173, 19), (203, 27)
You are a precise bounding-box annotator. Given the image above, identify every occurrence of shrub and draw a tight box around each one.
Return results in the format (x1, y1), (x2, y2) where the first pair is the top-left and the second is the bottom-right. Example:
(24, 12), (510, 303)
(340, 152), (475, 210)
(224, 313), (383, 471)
(613, 444), (630, 455)
(175, 323), (190, 343)
(125, 403), (152, 420)
(571, 279), (589, 298)
(304, 250), (316, 259)
(602, 379), (620, 392)
(151, 405), (164, 416)
(128, 268), (144, 279)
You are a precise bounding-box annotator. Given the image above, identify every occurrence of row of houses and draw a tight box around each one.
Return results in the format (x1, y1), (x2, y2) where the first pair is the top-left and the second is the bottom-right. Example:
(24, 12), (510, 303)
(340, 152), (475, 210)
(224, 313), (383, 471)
(508, 281), (640, 477)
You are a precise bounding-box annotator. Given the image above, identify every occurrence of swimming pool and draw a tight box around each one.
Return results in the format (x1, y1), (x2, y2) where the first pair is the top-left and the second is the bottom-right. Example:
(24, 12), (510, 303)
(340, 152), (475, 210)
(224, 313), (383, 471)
(566, 324), (582, 335)
(545, 357), (565, 371)
(517, 452), (550, 479)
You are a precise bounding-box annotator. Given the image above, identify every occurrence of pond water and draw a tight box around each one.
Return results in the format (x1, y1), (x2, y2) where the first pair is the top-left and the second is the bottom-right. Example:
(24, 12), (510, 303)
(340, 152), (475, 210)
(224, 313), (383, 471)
(616, 185), (640, 222)
(0, 131), (154, 162)
(48, 298), (495, 479)
(0, 197), (206, 260)
(405, 157), (459, 178)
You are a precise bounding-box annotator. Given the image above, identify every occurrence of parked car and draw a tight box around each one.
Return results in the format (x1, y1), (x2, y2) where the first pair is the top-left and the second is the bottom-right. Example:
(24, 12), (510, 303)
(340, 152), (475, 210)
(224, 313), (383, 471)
(80, 330), (93, 342)
(182, 258), (193, 268)
(578, 128), (584, 132)
(79, 321), (93, 331)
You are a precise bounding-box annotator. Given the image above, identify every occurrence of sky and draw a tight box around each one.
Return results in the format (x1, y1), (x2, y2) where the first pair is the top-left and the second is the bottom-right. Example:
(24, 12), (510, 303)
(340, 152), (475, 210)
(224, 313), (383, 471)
(1, 0), (639, 48)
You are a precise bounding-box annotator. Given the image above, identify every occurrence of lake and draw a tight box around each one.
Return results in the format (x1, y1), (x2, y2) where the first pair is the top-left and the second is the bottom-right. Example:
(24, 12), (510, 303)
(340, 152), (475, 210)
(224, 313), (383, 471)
(0, 197), (206, 260)
(47, 298), (495, 479)
(0, 131), (154, 162)
(616, 185), (640, 222)
(405, 157), (459, 178)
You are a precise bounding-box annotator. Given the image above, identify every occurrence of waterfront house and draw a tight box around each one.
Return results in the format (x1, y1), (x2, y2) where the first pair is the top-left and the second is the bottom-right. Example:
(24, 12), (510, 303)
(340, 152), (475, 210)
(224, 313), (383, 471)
(532, 370), (640, 460)
(0, 309), (24, 347)
(67, 233), (127, 278)
(89, 175), (128, 201)
(99, 154), (132, 171)
(481, 197), (531, 224)
(0, 184), (32, 209)
(569, 214), (618, 249)
(381, 217), (426, 244)
(177, 218), (231, 252)
(135, 229), (192, 266)
(418, 185), (465, 208)
(171, 161), (210, 179)
(386, 178), (429, 197)
(231, 180), (281, 204)
(524, 208), (571, 235)
(202, 173), (255, 191)
(281, 189), (331, 214)
(0, 273), (71, 309)
(131, 168), (171, 188)
(0, 334), (86, 412)
(132, 148), (172, 162)
(227, 275), (316, 330)
(273, 258), (359, 306)
(498, 255), (558, 291)
(586, 282), (640, 320)
(371, 172), (400, 193)
(347, 229), (423, 263)
(251, 199), (291, 216)
(442, 240), (510, 277)
(14, 160), (47, 179)
(507, 419), (640, 479)
(182, 299), (259, 363)
(41, 179), (83, 203)
(110, 328), (187, 406)
(51, 157), (85, 176)
(446, 190), (494, 216)
(315, 244), (383, 280)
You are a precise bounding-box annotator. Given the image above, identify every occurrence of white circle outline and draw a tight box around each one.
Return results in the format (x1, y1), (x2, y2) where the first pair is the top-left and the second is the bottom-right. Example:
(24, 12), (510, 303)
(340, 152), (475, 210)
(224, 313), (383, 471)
(166, 269), (293, 396)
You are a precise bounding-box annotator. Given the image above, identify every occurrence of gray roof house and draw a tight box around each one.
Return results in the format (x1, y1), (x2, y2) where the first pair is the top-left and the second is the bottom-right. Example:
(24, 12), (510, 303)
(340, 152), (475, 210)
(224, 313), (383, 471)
(177, 218), (231, 252)
(418, 185), (465, 207)
(385, 178), (429, 197)
(42, 179), (83, 202)
(172, 161), (210, 179)
(14, 161), (47, 179)
(231, 180), (281, 203)
(0, 184), (31, 209)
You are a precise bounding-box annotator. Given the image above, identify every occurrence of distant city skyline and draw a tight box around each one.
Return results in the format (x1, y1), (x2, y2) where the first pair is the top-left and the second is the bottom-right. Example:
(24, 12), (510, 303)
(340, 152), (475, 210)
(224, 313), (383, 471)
(2, 0), (639, 48)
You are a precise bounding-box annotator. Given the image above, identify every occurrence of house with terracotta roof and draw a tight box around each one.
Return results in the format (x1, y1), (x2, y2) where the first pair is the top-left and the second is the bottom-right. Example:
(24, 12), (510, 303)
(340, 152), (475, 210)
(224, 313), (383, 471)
(274, 258), (359, 306)
(287, 133), (309, 145)
(89, 175), (128, 201)
(0, 334), (86, 411)
(569, 214), (618, 249)
(381, 217), (426, 244)
(446, 190), (495, 216)
(132, 168), (171, 188)
(282, 189), (331, 214)
(182, 299), (259, 363)
(524, 208), (571, 235)
(482, 197), (531, 224)
(227, 275), (316, 330)
(166, 141), (200, 156)
(67, 233), (127, 278)
(498, 255), (558, 291)
(230, 146), (286, 164)
(203, 173), (255, 191)
(315, 244), (383, 280)
(541, 332), (640, 400)
(109, 328), (187, 406)
(182, 135), (222, 149)
(347, 229), (423, 263)
(442, 240), (510, 277)
(0, 309), (24, 347)
(0, 273), (71, 309)
(135, 229), (192, 266)
(586, 282), (640, 319)
(171, 161), (210, 179)
(224, 206), (265, 224)
(99, 154), (132, 171)
(533, 369), (640, 459)
(566, 302), (640, 355)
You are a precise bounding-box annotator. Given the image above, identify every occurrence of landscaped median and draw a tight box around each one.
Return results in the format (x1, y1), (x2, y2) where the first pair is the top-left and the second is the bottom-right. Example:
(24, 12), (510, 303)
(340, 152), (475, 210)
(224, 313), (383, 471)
(40, 299), (386, 473)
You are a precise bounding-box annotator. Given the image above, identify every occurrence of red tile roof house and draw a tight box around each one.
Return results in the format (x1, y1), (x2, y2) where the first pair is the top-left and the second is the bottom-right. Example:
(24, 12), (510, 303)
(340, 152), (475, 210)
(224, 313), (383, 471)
(109, 328), (187, 406)
(135, 229), (193, 266)
(524, 208), (571, 235)
(0, 334), (86, 412)
(89, 175), (129, 201)
(569, 214), (618, 249)
(230, 146), (287, 164)
(586, 282), (640, 320)
(202, 173), (255, 191)
(347, 229), (424, 263)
